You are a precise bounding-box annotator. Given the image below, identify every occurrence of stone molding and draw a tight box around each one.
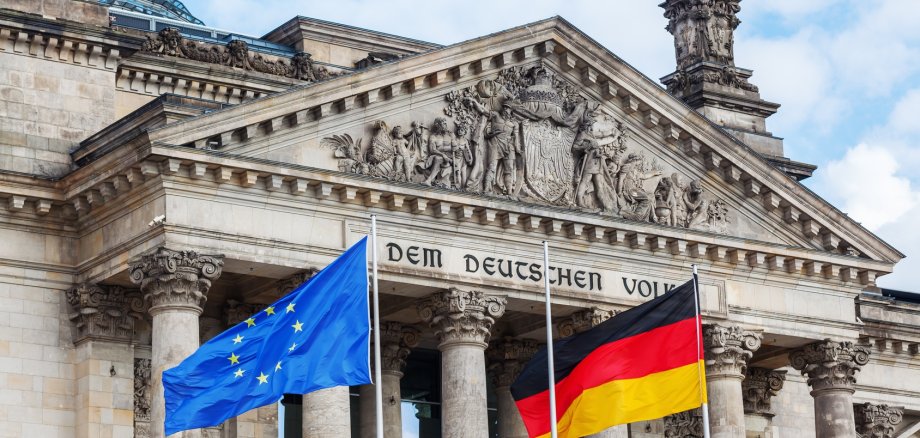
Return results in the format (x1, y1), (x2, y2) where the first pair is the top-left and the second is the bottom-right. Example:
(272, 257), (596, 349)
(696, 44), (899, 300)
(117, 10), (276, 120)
(664, 408), (704, 438)
(789, 339), (871, 392)
(417, 288), (506, 349)
(378, 321), (421, 375)
(128, 247), (224, 314)
(742, 367), (786, 416)
(115, 64), (270, 105)
(487, 337), (540, 388)
(556, 307), (615, 337)
(0, 20), (127, 72)
(703, 324), (762, 377)
(65, 283), (144, 344)
(854, 403), (903, 438)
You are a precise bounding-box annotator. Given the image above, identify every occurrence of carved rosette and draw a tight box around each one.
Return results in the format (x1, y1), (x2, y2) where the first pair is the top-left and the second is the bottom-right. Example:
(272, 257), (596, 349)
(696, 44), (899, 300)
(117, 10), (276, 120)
(742, 367), (787, 416)
(556, 308), (615, 337)
(487, 337), (540, 388)
(134, 357), (151, 437)
(854, 403), (903, 438)
(377, 321), (421, 376)
(65, 283), (144, 344)
(789, 339), (871, 392)
(664, 408), (704, 438)
(703, 324), (762, 378)
(128, 247), (224, 315)
(417, 288), (506, 349)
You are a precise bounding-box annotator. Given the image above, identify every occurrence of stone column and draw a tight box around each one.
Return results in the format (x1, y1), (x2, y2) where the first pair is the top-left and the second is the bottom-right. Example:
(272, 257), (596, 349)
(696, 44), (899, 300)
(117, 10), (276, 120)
(417, 288), (506, 438)
(703, 324), (762, 438)
(66, 283), (144, 438)
(129, 247), (224, 438)
(789, 339), (871, 438)
(741, 368), (786, 438)
(557, 308), (628, 438)
(854, 403), (903, 438)
(488, 337), (539, 438)
(359, 321), (420, 438)
(302, 387), (351, 437)
(664, 409), (704, 438)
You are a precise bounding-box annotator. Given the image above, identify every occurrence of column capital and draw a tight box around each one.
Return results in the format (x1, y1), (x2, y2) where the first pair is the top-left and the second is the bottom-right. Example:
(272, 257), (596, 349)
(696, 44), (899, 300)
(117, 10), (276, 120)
(128, 247), (224, 315)
(789, 339), (870, 392)
(703, 324), (762, 377)
(742, 367), (787, 416)
(65, 283), (144, 344)
(273, 269), (319, 300)
(854, 403), (903, 438)
(488, 337), (540, 388)
(417, 288), (506, 349)
(379, 321), (420, 375)
(224, 299), (260, 327)
(664, 408), (704, 438)
(556, 307), (616, 337)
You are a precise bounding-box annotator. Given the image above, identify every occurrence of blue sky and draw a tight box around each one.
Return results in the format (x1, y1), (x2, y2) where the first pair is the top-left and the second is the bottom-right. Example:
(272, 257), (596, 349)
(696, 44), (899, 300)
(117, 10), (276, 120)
(181, 0), (920, 291)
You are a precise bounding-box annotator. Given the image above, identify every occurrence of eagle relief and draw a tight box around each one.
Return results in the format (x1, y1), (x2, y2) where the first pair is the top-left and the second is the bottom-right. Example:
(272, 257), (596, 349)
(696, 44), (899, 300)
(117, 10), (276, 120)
(324, 63), (730, 233)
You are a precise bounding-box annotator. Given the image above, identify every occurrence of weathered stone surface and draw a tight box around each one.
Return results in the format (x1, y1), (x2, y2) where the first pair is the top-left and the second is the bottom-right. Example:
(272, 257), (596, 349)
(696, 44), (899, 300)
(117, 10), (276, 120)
(417, 288), (506, 348)
(854, 403), (903, 438)
(743, 368), (786, 416)
(129, 247), (224, 313)
(65, 283), (144, 344)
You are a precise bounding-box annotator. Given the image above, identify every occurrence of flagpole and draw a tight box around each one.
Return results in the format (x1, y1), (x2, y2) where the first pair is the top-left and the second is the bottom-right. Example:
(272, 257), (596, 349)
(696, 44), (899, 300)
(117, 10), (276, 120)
(691, 264), (711, 438)
(543, 241), (559, 438)
(370, 215), (384, 438)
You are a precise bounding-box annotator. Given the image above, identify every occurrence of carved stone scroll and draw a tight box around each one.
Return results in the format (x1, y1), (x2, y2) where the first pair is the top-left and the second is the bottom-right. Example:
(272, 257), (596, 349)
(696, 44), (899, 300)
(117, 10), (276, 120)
(703, 324), (762, 377)
(417, 288), (506, 348)
(742, 367), (787, 415)
(854, 403), (903, 438)
(789, 339), (870, 391)
(128, 247), (224, 314)
(66, 284), (144, 344)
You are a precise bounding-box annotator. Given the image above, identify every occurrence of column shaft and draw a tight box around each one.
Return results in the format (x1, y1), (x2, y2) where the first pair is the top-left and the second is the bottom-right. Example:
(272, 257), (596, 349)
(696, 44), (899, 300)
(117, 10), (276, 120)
(359, 372), (403, 438)
(151, 308), (202, 438)
(302, 386), (351, 438)
(496, 387), (526, 438)
(442, 344), (489, 437)
(707, 376), (746, 438)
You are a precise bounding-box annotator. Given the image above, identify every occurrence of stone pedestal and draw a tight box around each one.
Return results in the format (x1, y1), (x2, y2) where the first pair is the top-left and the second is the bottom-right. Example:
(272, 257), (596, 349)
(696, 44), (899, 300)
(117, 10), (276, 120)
(789, 339), (870, 438)
(488, 337), (539, 438)
(741, 368), (786, 438)
(703, 325), (762, 438)
(129, 248), (224, 438)
(854, 403), (903, 438)
(359, 322), (420, 438)
(418, 289), (506, 438)
(303, 386), (352, 438)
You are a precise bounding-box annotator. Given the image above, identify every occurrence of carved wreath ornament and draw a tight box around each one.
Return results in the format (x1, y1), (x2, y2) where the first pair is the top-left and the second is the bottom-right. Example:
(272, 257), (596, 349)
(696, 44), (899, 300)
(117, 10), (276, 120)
(326, 63), (731, 233)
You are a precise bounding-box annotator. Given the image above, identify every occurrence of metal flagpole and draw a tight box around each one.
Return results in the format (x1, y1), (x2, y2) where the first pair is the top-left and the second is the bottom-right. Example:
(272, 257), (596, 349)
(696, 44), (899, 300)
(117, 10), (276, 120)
(370, 215), (384, 437)
(543, 241), (559, 438)
(691, 264), (711, 438)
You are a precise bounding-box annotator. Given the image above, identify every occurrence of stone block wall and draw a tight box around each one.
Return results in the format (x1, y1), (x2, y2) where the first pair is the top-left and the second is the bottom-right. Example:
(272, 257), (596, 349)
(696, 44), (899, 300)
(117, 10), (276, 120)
(771, 370), (816, 438)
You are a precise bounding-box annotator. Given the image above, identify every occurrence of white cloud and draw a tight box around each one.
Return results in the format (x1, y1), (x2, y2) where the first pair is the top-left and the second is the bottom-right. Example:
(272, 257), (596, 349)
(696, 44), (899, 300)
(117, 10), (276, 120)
(887, 88), (920, 134)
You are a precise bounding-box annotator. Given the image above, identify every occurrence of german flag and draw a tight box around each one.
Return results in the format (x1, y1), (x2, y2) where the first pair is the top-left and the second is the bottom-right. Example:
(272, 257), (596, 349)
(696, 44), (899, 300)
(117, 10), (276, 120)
(510, 280), (706, 438)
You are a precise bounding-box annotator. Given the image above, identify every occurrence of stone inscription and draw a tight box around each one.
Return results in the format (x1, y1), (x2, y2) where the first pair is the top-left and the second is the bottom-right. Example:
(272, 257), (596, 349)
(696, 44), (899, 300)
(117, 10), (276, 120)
(622, 278), (680, 298)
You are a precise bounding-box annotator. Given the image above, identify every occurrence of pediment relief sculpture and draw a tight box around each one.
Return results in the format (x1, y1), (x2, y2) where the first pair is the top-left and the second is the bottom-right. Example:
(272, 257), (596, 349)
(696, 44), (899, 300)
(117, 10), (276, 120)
(325, 63), (731, 234)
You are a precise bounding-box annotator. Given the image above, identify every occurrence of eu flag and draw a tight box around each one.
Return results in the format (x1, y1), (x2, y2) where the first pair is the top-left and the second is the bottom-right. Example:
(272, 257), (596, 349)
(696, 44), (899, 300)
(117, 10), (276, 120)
(163, 237), (372, 435)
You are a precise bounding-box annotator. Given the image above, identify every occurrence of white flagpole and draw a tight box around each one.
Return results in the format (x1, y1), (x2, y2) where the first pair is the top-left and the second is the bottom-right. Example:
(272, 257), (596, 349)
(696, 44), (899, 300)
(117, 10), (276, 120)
(691, 264), (711, 438)
(370, 215), (384, 437)
(543, 241), (559, 438)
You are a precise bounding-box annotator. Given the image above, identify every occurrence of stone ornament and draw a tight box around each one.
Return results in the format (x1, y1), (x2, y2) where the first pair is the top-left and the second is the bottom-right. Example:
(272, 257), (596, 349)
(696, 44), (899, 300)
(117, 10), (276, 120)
(854, 403), (903, 438)
(789, 339), (871, 391)
(664, 408), (704, 438)
(128, 247), (224, 313)
(416, 288), (506, 348)
(327, 63), (731, 233)
(140, 27), (335, 82)
(487, 337), (540, 387)
(223, 299), (260, 327)
(65, 283), (144, 344)
(275, 269), (320, 298)
(742, 367), (786, 415)
(378, 321), (421, 374)
(703, 324), (762, 376)
(556, 307), (616, 337)
(134, 358), (152, 437)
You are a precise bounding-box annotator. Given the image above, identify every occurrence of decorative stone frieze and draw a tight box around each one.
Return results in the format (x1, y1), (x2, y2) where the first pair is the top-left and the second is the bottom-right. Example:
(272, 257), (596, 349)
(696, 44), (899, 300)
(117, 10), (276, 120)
(128, 247), (224, 314)
(556, 307), (615, 337)
(854, 403), (903, 438)
(134, 358), (151, 437)
(417, 288), (506, 348)
(487, 337), (540, 387)
(379, 321), (421, 375)
(65, 283), (144, 344)
(742, 367), (786, 415)
(664, 408), (704, 438)
(789, 339), (871, 391)
(703, 324), (762, 377)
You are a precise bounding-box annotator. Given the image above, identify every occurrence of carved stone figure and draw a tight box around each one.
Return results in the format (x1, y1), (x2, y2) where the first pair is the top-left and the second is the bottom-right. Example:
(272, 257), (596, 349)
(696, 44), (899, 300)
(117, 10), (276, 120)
(66, 283), (144, 344)
(323, 133), (368, 174)
(367, 120), (398, 178)
(290, 52), (317, 81)
(617, 153), (662, 221)
(420, 118), (457, 188)
(662, 0), (742, 69)
(451, 124), (474, 188)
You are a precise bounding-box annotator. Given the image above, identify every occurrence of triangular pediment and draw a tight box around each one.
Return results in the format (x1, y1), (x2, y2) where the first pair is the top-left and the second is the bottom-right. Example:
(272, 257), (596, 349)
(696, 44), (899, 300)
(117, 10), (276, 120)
(145, 17), (902, 265)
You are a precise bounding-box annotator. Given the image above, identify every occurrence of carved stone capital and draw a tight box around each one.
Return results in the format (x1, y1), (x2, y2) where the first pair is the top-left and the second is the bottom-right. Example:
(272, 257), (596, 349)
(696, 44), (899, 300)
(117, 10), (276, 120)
(417, 289), (506, 349)
(742, 367), (787, 416)
(556, 308), (615, 337)
(664, 408), (704, 438)
(789, 339), (870, 392)
(378, 321), (420, 375)
(223, 299), (260, 327)
(703, 324), (762, 377)
(275, 269), (319, 298)
(854, 403), (903, 438)
(487, 337), (540, 388)
(128, 247), (224, 315)
(66, 283), (144, 344)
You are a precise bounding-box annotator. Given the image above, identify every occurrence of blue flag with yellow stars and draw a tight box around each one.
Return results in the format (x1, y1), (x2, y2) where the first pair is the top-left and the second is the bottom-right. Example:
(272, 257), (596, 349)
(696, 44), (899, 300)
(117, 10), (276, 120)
(163, 237), (372, 435)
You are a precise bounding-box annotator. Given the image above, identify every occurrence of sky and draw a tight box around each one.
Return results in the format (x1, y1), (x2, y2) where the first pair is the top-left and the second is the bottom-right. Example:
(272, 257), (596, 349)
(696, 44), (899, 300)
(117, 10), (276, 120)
(180, 0), (920, 291)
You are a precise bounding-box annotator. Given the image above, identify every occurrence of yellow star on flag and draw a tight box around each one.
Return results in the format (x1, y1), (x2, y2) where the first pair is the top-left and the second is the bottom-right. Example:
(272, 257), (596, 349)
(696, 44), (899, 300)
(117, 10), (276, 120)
(286, 302), (295, 313)
(292, 320), (303, 333)
(245, 317), (256, 327)
(232, 334), (244, 344)
(289, 342), (297, 352)
(257, 372), (269, 385)
(228, 352), (240, 365)
(275, 361), (282, 371)
(234, 368), (244, 378)
(264, 306), (275, 316)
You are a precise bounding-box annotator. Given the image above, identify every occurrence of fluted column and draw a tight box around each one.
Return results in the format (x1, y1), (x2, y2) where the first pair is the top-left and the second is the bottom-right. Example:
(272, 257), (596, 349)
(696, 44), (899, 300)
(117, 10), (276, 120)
(417, 289), (506, 438)
(488, 337), (539, 438)
(703, 324), (762, 438)
(359, 321), (420, 438)
(742, 368), (786, 438)
(789, 339), (871, 438)
(854, 403), (903, 438)
(557, 308), (628, 438)
(129, 248), (224, 438)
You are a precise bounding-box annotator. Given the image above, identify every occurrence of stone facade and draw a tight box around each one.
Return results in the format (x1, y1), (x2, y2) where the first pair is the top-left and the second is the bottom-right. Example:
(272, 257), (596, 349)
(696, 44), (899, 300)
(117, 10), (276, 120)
(0, 1), (918, 438)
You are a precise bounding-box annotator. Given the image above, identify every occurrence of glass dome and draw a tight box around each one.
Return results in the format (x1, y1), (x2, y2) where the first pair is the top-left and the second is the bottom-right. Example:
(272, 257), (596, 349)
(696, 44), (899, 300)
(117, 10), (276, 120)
(97, 0), (204, 25)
